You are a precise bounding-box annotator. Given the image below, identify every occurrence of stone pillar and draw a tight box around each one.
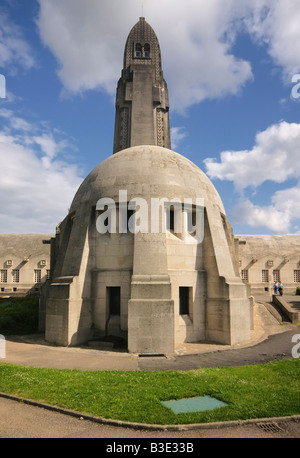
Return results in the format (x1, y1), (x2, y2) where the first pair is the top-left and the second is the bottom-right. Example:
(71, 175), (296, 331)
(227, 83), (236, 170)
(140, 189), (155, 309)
(128, 232), (174, 354)
(204, 203), (252, 345)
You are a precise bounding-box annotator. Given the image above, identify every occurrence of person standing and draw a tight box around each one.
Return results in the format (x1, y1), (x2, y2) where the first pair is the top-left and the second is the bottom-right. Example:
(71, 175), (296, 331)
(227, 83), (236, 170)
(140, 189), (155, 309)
(279, 283), (284, 296)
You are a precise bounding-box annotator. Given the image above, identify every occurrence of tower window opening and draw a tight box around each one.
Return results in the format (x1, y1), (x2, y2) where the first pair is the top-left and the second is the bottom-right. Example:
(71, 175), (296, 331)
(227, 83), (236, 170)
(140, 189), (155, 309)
(135, 43), (142, 57)
(144, 43), (150, 57)
(134, 43), (150, 58)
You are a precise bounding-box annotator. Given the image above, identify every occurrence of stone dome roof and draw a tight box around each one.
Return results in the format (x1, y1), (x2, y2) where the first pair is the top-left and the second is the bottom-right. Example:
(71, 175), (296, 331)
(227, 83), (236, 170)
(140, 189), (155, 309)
(70, 146), (225, 215)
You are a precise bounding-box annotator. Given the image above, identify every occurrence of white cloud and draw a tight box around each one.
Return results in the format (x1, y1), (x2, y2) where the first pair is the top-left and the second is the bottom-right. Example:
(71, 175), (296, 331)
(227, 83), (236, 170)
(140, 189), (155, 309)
(36, 0), (255, 111)
(204, 120), (300, 233)
(204, 121), (300, 191)
(36, 0), (300, 111)
(0, 111), (83, 233)
(232, 184), (300, 234)
(243, 0), (300, 80)
(0, 7), (35, 72)
(232, 199), (290, 234)
(170, 127), (187, 150)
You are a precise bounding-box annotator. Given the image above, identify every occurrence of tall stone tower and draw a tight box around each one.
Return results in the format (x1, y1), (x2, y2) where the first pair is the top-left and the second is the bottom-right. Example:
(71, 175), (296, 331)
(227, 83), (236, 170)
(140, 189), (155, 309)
(113, 17), (171, 153)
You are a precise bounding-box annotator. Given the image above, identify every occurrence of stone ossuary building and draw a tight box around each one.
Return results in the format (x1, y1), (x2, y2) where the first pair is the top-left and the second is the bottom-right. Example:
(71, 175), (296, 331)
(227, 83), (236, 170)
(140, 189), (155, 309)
(1, 18), (299, 354)
(42, 17), (253, 354)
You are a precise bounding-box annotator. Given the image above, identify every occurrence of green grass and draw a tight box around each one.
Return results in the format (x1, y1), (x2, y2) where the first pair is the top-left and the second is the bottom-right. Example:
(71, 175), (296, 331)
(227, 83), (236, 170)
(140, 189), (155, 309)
(0, 297), (39, 335)
(0, 359), (299, 425)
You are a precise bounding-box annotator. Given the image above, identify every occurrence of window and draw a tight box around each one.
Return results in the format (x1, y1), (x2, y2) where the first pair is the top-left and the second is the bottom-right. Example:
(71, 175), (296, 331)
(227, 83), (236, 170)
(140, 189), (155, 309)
(166, 204), (181, 233)
(0, 270), (7, 283)
(127, 209), (135, 232)
(294, 270), (300, 283)
(179, 287), (190, 315)
(262, 270), (269, 283)
(273, 270), (280, 282)
(107, 287), (121, 316)
(46, 270), (51, 280)
(135, 43), (150, 58)
(135, 43), (142, 57)
(144, 43), (150, 57)
(34, 270), (42, 283)
(167, 206), (175, 231)
(241, 270), (248, 282)
(12, 269), (20, 283)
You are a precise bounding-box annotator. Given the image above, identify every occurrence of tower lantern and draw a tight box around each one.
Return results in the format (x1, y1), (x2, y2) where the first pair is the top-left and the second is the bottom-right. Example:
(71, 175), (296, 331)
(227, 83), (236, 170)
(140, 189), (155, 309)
(113, 17), (171, 154)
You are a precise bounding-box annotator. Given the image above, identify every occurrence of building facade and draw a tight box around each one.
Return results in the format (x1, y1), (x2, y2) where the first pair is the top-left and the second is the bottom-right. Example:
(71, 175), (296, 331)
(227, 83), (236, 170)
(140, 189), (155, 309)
(0, 234), (52, 297)
(238, 235), (300, 296)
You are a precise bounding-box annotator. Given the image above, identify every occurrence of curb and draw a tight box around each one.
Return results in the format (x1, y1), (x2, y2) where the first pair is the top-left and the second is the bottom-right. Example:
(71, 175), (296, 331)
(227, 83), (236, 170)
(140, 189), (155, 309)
(1, 392), (299, 432)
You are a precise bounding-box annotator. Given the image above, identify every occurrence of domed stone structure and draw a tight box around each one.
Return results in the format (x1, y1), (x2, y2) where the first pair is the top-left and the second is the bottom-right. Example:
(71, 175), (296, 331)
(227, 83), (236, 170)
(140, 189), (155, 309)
(44, 18), (252, 354)
(45, 146), (252, 352)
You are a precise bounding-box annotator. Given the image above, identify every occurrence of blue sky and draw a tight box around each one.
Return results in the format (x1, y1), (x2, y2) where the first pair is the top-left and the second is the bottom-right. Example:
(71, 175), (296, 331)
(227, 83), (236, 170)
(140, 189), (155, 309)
(0, 0), (300, 235)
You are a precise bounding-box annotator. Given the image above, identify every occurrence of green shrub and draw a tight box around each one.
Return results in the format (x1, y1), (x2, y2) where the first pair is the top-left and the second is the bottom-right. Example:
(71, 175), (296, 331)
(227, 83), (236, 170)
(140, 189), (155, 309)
(0, 297), (39, 335)
(296, 287), (300, 296)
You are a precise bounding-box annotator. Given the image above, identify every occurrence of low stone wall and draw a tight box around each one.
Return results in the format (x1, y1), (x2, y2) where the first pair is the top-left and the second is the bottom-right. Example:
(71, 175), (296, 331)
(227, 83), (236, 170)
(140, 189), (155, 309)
(273, 295), (300, 324)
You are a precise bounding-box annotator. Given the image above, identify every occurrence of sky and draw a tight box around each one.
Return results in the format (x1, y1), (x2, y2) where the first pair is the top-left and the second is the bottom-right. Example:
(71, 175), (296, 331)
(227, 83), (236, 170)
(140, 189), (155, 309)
(0, 0), (300, 235)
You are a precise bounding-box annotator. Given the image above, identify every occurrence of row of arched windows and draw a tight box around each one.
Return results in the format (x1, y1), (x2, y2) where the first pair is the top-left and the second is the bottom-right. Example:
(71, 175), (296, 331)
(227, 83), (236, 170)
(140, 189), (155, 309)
(135, 43), (150, 58)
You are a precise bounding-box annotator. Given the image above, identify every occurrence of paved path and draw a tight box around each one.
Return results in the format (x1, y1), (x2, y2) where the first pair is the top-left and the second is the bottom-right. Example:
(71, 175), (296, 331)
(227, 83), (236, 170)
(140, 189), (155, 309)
(0, 396), (299, 438)
(2, 327), (298, 371)
(2, 301), (298, 372)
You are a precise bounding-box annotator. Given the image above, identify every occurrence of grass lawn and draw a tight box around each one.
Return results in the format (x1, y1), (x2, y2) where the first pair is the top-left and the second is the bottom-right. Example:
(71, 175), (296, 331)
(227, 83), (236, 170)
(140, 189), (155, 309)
(0, 359), (299, 425)
(1, 297), (299, 425)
